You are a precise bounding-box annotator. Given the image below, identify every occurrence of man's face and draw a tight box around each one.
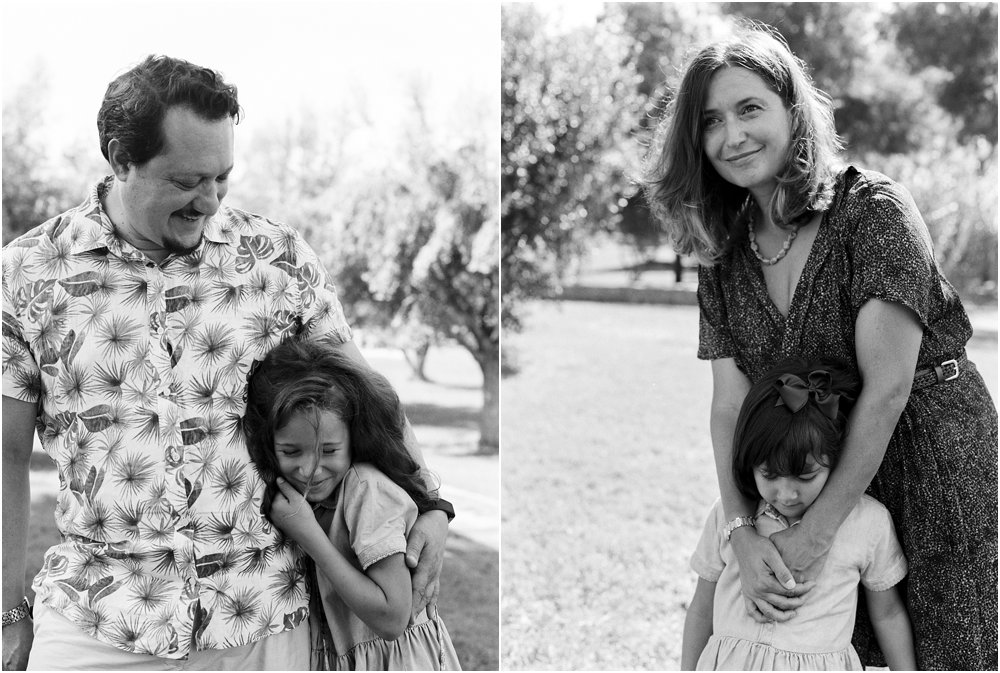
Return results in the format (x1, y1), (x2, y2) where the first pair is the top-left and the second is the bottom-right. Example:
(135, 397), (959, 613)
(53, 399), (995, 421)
(116, 105), (234, 257)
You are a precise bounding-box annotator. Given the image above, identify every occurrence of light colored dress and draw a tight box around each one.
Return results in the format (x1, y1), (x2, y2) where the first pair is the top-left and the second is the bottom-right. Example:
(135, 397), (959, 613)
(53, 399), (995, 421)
(309, 463), (461, 670)
(691, 495), (907, 671)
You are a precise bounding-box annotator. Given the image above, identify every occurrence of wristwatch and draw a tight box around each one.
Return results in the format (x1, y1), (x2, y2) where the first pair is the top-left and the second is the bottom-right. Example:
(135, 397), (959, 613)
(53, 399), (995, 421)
(723, 516), (756, 541)
(2, 597), (32, 627)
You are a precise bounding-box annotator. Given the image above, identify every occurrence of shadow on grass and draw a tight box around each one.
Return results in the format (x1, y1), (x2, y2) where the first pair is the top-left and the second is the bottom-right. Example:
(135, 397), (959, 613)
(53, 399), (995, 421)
(22, 496), (498, 671)
(441, 534), (500, 671)
(403, 402), (481, 430)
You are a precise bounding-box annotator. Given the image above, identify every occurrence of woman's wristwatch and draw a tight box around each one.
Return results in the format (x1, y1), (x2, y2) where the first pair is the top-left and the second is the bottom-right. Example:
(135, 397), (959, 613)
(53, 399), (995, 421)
(2, 597), (32, 627)
(723, 516), (756, 541)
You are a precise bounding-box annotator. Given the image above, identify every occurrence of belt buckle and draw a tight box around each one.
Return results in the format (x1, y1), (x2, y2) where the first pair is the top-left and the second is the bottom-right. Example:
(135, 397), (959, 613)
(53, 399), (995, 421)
(941, 358), (959, 382)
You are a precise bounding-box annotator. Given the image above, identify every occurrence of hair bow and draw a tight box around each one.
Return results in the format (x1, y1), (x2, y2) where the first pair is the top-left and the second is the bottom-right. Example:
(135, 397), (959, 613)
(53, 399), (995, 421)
(774, 370), (841, 420)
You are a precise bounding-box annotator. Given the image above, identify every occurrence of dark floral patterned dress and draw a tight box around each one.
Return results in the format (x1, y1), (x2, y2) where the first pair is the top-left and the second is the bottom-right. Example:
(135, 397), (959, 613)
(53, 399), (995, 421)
(697, 166), (998, 670)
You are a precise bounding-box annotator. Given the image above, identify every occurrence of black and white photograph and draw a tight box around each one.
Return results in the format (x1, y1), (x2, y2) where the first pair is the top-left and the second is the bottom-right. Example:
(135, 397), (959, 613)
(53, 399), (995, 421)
(500, 2), (997, 671)
(2, 1), (498, 670)
(3, 1), (998, 671)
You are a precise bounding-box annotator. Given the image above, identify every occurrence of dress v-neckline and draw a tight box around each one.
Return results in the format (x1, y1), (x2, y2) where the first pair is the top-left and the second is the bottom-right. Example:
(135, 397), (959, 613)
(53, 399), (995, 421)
(748, 208), (832, 328)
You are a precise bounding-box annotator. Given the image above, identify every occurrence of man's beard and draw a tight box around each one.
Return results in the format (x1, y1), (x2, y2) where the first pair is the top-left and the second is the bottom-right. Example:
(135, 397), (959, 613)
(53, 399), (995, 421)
(162, 233), (203, 258)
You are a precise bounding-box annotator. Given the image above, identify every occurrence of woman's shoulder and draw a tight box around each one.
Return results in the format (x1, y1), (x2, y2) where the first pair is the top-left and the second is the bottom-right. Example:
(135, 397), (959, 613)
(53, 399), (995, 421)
(833, 165), (914, 207)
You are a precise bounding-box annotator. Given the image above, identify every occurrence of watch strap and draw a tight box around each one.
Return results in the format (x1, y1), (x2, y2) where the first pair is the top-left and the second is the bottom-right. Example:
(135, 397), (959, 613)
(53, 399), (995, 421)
(2, 597), (32, 627)
(428, 497), (456, 522)
(723, 515), (756, 541)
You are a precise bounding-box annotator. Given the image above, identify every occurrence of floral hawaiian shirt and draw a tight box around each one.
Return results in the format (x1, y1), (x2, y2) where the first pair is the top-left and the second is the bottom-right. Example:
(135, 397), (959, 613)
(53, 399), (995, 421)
(2, 177), (352, 658)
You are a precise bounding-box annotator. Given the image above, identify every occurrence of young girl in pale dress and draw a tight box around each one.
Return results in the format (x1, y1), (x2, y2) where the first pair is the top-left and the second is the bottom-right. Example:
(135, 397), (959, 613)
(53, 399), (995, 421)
(682, 357), (915, 671)
(244, 337), (461, 670)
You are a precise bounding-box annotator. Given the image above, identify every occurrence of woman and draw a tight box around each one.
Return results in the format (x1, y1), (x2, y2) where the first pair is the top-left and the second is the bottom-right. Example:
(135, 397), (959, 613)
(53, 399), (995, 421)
(642, 24), (997, 670)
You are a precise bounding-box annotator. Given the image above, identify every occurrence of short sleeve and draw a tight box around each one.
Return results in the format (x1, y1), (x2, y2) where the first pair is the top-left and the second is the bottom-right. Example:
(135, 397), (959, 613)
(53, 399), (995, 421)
(690, 499), (727, 582)
(342, 464), (418, 570)
(290, 234), (353, 345)
(847, 175), (937, 328)
(859, 500), (908, 592)
(2, 255), (42, 403)
(697, 264), (736, 361)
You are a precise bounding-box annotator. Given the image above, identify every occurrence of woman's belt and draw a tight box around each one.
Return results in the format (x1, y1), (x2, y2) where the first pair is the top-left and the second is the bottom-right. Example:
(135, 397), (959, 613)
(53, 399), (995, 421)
(911, 353), (966, 392)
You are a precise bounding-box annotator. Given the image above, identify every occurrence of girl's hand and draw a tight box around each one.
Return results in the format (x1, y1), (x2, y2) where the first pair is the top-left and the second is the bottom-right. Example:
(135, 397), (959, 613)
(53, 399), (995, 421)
(404, 509), (449, 619)
(730, 527), (814, 623)
(268, 478), (324, 546)
(769, 519), (831, 583)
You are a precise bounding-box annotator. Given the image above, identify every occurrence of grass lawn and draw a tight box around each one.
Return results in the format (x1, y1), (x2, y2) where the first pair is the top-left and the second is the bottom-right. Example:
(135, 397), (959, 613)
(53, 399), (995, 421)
(500, 299), (997, 670)
(19, 345), (498, 671)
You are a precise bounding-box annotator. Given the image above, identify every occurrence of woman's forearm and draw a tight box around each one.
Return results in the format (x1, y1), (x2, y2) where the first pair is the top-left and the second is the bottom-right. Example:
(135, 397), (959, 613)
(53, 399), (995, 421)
(709, 361), (755, 521)
(802, 381), (911, 542)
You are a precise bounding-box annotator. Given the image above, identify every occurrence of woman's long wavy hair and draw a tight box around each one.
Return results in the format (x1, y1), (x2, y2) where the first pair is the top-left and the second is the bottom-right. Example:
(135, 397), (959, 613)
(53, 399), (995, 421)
(640, 23), (843, 266)
(731, 356), (859, 502)
(243, 336), (437, 513)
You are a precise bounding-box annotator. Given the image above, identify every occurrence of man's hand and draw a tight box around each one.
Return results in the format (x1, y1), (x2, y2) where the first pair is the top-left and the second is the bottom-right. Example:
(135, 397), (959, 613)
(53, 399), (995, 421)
(2, 617), (33, 670)
(729, 527), (814, 623)
(267, 479), (324, 547)
(404, 510), (449, 619)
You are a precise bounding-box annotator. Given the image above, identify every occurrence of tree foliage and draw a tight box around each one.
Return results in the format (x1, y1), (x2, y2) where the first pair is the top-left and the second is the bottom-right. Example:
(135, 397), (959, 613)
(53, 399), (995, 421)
(600, 2), (997, 295)
(3, 66), (105, 243)
(501, 4), (646, 331)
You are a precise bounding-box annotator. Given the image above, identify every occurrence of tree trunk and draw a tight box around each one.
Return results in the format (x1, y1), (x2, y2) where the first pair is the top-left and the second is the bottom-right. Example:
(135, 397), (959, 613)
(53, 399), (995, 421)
(477, 345), (500, 455)
(401, 340), (431, 381)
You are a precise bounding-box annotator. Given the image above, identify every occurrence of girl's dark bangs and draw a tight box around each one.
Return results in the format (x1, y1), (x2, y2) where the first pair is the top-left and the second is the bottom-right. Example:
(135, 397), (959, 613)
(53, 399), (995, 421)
(767, 421), (828, 476)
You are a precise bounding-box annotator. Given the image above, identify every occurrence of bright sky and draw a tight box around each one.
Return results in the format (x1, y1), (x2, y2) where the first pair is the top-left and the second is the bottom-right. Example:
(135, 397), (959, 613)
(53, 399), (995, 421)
(2, 0), (498, 160)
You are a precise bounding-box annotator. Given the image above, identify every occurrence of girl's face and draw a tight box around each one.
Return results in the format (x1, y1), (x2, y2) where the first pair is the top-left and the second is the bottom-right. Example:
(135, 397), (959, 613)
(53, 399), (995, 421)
(273, 407), (352, 503)
(702, 66), (793, 207)
(753, 453), (830, 523)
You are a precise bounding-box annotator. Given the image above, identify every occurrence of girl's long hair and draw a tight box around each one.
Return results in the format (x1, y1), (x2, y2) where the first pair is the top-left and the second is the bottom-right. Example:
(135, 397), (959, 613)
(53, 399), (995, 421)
(243, 336), (437, 512)
(731, 357), (859, 502)
(640, 22), (843, 266)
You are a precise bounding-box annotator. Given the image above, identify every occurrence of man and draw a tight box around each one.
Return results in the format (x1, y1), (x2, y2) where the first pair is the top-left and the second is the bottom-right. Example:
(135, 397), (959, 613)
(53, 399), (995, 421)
(2, 55), (451, 670)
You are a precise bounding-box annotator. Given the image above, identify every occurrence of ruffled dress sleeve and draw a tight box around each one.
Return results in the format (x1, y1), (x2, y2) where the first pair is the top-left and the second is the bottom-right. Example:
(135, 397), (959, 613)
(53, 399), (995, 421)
(342, 464), (417, 570)
(690, 499), (727, 582)
(697, 264), (737, 361)
(845, 172), (938, 328)
(859, 497), (908, 592)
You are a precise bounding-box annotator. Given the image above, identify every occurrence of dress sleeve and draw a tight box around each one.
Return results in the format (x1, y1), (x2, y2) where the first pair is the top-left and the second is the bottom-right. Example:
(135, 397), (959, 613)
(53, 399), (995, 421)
(697, 264), (736, 361)
(342, 465), (418, 570)
(859, 500), (908, 591)
(2, 253), (42, 403)
(290, 231), (353, 344)
(690, 499), (727, 582)
(847, 174), (938, 327)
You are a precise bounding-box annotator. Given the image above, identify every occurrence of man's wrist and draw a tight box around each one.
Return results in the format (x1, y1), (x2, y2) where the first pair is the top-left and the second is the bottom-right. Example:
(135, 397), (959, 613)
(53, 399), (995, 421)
(424, 498), (455, 522)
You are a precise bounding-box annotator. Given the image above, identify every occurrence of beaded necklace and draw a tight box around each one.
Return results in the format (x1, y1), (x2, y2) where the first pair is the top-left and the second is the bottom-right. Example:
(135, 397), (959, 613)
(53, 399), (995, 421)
(747, 209), (802, 266)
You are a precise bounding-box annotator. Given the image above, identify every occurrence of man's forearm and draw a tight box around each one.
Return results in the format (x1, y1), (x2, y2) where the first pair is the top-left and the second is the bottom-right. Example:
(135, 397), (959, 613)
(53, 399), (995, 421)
(2, 396), (37, 613)
(2, 454), (32, 612)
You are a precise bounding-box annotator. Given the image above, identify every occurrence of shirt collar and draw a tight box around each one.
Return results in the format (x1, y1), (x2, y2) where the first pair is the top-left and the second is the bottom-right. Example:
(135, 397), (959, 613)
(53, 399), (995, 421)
(67, 176), (239, 256)
(755, 501), (801, 529)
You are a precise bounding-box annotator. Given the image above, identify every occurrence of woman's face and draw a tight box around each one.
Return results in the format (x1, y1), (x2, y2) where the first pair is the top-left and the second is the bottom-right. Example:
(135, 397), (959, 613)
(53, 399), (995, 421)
(702, 66), (793, 206)
(274, 407), (352, 502)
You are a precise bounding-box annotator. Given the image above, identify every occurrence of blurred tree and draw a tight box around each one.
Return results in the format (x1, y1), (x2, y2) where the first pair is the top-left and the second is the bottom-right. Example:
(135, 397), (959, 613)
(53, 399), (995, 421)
(501, 4), (646, 331)
(615, 3), (727, 279)
(892, 2), (998, 144)
(3, 64), (105, 243)
(409, 146), (500, 453)
(244, 85), (501, 453)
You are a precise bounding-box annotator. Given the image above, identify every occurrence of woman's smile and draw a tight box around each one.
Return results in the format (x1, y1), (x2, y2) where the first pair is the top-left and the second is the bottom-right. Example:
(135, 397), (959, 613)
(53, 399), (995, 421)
(702, 66), (793, 206)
